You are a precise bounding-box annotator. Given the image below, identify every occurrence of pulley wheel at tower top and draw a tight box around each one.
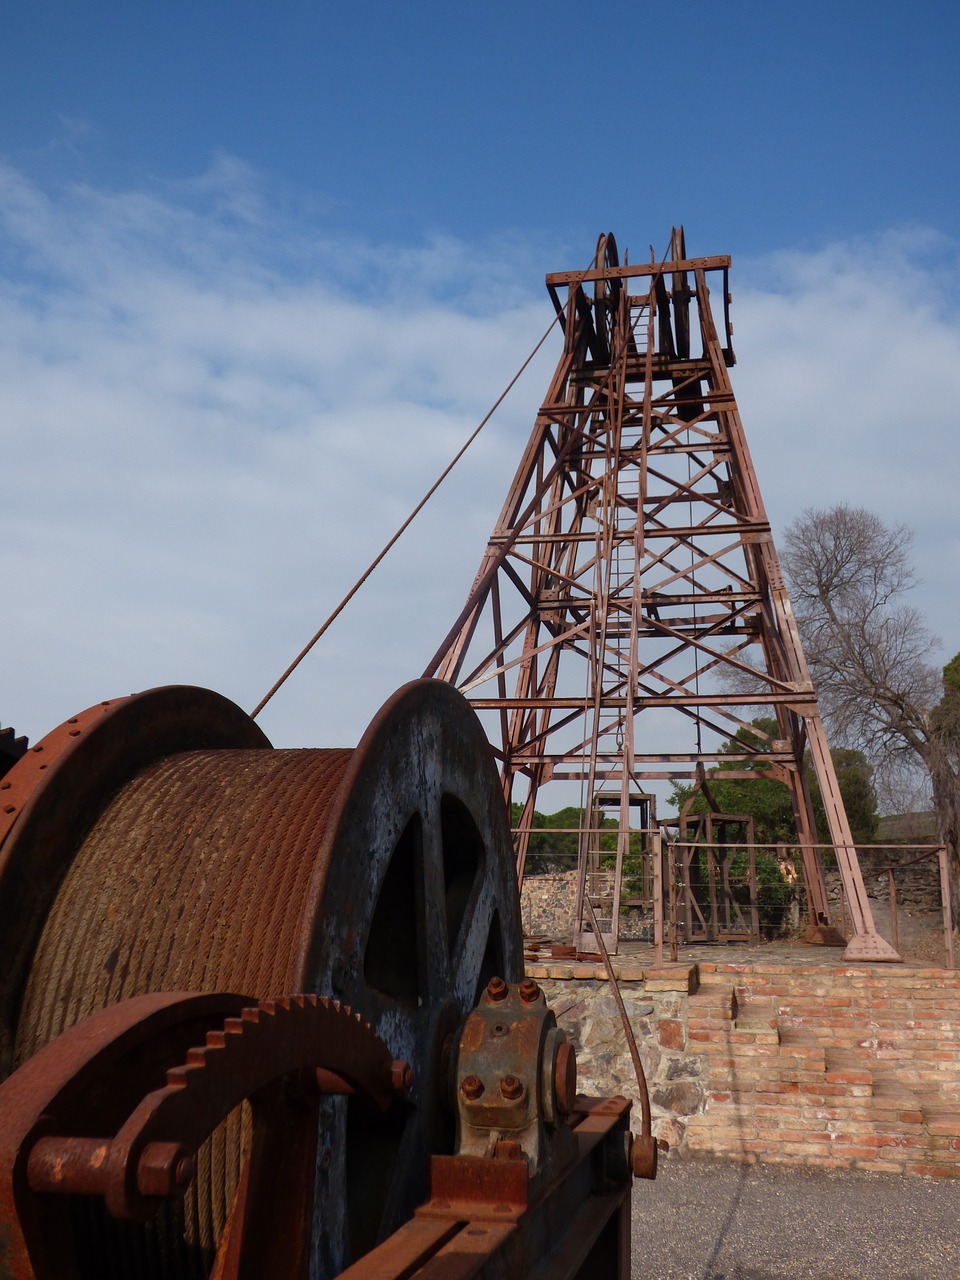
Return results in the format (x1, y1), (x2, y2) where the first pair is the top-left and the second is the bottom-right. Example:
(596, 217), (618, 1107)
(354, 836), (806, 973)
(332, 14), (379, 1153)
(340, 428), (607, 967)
(0, 678), (523, 1279)
(592, 230), (622, 364)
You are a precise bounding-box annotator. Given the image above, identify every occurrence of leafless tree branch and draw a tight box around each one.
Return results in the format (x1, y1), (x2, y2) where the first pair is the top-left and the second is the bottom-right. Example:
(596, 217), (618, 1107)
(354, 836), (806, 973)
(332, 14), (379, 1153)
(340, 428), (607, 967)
(781, 504), (959, 917)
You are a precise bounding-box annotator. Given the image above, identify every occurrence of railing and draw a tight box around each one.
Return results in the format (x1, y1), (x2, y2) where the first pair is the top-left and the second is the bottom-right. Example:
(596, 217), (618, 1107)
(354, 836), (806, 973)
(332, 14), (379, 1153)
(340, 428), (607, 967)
(870, 844), (954, 971)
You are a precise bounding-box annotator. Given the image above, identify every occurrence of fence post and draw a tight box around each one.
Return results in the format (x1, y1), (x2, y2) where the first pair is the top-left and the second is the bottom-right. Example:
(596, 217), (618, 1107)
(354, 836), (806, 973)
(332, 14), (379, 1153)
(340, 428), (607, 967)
(838, 876), (847, 941)
(653, 832), (663, 969)
(668, 842), (678, 962)
(888, 868), (899, 956)
(938, 848), (955, 971)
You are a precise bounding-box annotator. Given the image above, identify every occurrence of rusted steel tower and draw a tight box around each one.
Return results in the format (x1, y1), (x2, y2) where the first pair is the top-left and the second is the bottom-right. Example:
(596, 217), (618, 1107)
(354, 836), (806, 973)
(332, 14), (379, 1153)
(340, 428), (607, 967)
(426, 229), (899, 964)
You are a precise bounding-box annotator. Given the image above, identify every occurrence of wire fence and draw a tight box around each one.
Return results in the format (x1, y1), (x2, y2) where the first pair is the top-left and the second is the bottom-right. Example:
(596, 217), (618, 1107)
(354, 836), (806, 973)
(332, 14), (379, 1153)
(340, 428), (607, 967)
(515, 827), (956, 969)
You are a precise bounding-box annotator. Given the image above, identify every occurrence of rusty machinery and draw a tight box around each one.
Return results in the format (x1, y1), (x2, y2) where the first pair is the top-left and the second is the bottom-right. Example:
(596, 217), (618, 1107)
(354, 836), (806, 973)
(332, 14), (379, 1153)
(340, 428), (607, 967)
(0, 680), (655, 1280)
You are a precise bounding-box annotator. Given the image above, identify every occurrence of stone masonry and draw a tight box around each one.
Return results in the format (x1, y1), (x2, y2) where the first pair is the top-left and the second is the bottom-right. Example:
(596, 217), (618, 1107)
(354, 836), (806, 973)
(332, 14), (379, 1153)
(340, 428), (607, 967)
(524, 955), (960, 1177)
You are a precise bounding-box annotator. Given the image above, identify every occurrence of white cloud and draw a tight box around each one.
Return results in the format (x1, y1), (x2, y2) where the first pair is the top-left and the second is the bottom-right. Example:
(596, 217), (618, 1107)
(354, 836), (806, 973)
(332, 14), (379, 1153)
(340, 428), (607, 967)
(0, 160), (555, 748)
(733, 229), (960, 657)
(2, 163), (958, 761)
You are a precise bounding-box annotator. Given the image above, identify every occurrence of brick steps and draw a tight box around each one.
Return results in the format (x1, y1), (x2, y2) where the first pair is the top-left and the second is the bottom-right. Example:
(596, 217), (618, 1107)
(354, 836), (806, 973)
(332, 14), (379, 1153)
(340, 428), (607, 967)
(685, 962), (960, 1176)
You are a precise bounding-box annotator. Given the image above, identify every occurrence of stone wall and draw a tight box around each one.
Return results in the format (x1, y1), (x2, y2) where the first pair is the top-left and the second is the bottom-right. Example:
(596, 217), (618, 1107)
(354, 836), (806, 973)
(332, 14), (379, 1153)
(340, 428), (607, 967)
(531, 966), (701, 1153)
(846, 848), (944, 914)
(523, 852), (948, 948)
(521, 869), (652, 942)
(526, 960), (960, 1175)
(521, 871), (578, 939)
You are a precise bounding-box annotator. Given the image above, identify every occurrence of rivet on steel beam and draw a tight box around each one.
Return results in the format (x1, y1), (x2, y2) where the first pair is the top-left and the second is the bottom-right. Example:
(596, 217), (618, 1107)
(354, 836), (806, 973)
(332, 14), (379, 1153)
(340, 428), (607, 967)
(500, 1075), (524, 1101)
(486, 976), (508, 1002)
(461, 1074), (484, 1100)
(518, 978), (541, 1004)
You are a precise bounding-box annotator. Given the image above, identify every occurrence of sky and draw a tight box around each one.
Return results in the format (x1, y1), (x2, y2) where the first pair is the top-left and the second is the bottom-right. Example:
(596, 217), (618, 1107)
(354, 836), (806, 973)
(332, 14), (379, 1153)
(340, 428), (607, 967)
(2, 2), (959, 769)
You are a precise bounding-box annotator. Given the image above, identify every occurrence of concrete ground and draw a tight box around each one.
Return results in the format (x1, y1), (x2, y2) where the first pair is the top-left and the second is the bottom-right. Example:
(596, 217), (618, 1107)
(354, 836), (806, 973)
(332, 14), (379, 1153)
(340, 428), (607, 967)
(632, 1155), (960, 1279)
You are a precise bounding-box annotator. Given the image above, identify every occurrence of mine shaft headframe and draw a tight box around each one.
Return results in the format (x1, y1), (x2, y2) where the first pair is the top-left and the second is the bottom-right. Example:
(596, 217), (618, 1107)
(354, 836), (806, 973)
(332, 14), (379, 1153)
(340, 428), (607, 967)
(544, 226), (736, 369)
(0, 681), (646, 1279)
(426, 227), (899, 965)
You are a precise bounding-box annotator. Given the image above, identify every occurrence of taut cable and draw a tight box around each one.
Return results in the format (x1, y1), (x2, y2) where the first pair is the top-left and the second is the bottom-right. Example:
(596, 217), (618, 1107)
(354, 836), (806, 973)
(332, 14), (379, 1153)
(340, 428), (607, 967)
(251, 311), (561, 718)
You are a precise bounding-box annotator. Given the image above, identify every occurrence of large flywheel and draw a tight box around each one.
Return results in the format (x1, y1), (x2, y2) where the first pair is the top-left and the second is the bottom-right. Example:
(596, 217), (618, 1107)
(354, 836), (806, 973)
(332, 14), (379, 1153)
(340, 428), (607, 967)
(0, 679), (523, 1279)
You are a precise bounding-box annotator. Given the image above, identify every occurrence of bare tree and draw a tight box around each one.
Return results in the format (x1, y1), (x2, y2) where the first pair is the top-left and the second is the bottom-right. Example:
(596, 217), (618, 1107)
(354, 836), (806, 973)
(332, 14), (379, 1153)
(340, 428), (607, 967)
(781, 505), (959, 912)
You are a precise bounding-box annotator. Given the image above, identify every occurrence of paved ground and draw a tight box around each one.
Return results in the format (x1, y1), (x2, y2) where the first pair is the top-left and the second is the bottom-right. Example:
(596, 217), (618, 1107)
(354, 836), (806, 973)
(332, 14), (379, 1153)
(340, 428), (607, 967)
(632, 1156), (960, 1279)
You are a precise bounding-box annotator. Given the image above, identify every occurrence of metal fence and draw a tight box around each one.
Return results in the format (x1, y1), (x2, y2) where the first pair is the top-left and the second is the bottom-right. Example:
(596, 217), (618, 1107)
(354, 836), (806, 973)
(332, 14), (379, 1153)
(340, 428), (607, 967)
(516, 826), (956, 969)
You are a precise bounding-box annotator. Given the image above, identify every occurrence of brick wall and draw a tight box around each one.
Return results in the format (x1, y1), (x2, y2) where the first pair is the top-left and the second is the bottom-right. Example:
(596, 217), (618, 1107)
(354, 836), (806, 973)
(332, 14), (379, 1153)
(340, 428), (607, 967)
(525, 956), (960, 1177)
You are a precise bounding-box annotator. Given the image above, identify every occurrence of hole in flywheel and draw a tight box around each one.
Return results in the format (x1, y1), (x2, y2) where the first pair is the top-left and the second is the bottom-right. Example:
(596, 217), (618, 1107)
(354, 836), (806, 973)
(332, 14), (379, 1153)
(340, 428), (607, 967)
(473, 910), (505, 1005)
(344, 1094), (409, 1262)
(363, 814), (424, 1007)
(439, 795), (484, 959)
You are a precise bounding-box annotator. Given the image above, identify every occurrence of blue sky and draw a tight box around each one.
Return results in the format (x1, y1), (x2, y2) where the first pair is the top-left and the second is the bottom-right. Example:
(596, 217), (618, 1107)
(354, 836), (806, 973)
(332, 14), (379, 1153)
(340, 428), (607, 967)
(4, 3), (959, 256)
(2, 2), (959, 789)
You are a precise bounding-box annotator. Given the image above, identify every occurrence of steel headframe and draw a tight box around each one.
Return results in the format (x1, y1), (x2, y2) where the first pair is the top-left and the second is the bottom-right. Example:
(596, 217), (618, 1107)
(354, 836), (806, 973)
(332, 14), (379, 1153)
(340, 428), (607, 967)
(426, 228), (899, 964)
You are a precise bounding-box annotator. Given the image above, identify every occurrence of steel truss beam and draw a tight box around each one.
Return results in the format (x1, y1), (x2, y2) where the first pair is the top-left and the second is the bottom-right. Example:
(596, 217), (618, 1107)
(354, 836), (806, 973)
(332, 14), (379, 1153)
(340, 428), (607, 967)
(427, 229), (899, 964)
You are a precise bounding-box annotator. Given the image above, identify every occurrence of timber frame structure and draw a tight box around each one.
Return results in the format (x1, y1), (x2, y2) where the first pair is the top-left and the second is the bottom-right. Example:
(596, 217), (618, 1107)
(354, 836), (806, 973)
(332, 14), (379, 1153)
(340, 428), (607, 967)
(426, 228), (899, 964)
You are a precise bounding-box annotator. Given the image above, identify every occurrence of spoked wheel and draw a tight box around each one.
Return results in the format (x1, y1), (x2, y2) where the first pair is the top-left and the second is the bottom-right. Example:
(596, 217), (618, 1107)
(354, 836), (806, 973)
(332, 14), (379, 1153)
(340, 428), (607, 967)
(0, 680), (522, 1279)
(592, 231), (623, 365)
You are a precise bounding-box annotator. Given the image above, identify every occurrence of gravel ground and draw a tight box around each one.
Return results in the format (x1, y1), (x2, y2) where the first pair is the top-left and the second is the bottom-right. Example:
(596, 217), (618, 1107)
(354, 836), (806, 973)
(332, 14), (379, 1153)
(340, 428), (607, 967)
(632, 1156), (960, 1279)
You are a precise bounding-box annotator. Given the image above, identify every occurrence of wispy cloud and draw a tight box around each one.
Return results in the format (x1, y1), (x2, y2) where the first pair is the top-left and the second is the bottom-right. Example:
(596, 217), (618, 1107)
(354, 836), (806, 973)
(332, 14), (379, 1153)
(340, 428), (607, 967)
(0, 159), (554, 747)
(2, 161), (958, 755)
(734, 229), (960, 654)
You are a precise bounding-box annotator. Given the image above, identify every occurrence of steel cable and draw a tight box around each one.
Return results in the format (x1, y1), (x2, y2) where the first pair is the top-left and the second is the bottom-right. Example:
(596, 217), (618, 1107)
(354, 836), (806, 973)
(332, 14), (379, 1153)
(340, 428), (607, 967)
(250, 314), (562, 718)
(15, 747), (354, 1278)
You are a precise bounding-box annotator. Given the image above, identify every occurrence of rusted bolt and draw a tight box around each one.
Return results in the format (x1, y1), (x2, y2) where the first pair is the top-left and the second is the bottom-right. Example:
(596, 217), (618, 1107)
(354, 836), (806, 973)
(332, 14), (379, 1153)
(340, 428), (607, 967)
(137, 1142), (195, 1197)
(518, 978), (540, 1004)
(500, 1075), (524, 1101)
(486, 976), (508, 1002)
(389, 1059), (414, 1095)
(461, 1074), (484, 1101)
(554, 1040), (577, 1115)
